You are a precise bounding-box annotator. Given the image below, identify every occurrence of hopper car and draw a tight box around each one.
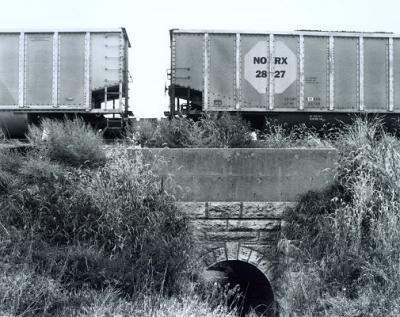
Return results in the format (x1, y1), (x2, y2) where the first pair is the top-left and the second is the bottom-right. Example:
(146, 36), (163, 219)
(0, 28), (130, 137)
(168, 29), (400, 129)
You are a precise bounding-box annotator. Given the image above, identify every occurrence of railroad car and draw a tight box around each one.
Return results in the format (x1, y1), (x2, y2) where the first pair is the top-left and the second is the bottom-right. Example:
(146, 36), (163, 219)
(0, 28), (130, 137)
(168, 29), (400, 128)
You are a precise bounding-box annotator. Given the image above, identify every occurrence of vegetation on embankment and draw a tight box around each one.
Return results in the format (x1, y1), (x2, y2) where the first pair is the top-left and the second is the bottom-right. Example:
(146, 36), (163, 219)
(3, 116), (400, 316)
(280, 118), (400, 316)
(129, 113), (332, 148)
(0, 119), (243, 316)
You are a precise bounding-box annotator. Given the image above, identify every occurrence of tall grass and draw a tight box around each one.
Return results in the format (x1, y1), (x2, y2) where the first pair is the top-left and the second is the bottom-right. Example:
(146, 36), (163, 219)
(280, 118), (400, 316)
(132, 115), (334, 149)
(131, 113), (254, 148)
(0, 238), (248, 316)
(256, 120), (334, 148)
(0, 264), (249, 317)
(0, 129), (6, 143)
(0, 150), (195, 293)
(27, 118), (106, 167)
(0, 119), (199, 316)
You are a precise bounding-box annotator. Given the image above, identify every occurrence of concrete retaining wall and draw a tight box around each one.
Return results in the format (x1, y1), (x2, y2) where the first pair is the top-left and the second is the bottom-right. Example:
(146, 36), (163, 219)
(133, 148), (338, 202)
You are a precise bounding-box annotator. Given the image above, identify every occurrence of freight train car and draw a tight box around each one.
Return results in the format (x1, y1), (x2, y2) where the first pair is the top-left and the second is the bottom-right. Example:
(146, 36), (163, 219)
(0, 28), (130, 137)
(168, 29), (400, 128)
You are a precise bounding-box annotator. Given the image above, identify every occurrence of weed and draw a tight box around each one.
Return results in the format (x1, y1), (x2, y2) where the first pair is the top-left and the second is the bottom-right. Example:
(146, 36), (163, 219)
(27, 118), (106, 167)
(0, 260), (66, 316)
(256, 120), (333, 148)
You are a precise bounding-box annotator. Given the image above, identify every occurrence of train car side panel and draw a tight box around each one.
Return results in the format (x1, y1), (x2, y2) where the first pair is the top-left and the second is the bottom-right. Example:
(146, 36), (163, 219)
(303, 36), (329, 110)
(59, 33), (86, 107)
(364, 38), (389, 111)
(208, 34), (236, 110)
(25, 33), (54, 106)
(394, 39), (400, 111)
(0, 34), (19, 106)
(90, 32), (121, 90)
(332, 37), (359, 110)
(174, 33), (203, 91)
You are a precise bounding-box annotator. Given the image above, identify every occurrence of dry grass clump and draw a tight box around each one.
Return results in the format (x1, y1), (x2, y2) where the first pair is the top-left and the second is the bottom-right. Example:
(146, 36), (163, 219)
(27, 118), (106, 167)
(254, 120), (334, 148)
(280, 118), (400, 316)
(0, 264), (65, 316)
(78, 290), (243, 317)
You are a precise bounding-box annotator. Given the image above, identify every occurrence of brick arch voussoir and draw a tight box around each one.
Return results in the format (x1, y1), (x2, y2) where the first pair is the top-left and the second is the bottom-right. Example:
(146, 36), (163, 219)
(200, 244), (274, 281)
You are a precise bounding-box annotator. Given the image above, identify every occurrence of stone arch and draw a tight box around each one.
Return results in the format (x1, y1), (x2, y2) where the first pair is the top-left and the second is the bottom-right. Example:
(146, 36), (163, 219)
(200, 242), (275, 283)
(201, 244), (277, 316)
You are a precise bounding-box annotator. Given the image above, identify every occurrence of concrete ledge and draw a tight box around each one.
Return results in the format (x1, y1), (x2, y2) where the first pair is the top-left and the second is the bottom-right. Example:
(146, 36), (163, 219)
(131, 148), (338, 202)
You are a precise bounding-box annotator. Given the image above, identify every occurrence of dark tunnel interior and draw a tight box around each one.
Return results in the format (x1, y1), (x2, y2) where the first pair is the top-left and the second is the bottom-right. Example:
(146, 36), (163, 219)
(206, 260), (276, 316)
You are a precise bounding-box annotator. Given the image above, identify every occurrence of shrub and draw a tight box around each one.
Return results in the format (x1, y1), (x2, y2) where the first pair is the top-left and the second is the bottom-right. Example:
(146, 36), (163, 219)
(27, 118), (106, 167)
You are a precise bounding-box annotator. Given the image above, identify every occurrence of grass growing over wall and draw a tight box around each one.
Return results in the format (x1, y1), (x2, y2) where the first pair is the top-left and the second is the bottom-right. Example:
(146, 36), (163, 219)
(280, 118), (400, 316)
(131, 114), (333, 149)
(131, 113), (254, 148)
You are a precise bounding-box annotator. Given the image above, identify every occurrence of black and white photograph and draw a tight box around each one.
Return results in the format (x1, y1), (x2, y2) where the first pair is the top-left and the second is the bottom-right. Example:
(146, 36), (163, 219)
(0, 0), (399, 316)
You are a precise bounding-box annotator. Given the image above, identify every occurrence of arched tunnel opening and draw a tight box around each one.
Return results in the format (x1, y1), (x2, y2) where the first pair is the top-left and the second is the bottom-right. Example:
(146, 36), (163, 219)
(204, 260), (276, 316)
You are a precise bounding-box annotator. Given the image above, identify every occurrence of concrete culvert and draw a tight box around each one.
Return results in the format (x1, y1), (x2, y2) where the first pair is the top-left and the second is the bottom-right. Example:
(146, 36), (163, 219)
(205, 260), (276, 316)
